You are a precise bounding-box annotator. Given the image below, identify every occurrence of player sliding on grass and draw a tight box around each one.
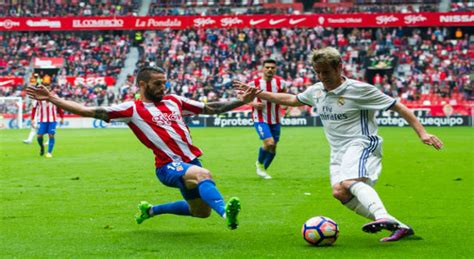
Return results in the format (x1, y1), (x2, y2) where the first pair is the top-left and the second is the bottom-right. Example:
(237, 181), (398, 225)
(27, 66), (260, 230)
(234, 47), (444, 242)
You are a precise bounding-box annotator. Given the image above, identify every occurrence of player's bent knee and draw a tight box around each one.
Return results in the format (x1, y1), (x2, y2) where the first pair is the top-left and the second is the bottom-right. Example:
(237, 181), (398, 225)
(332, 184), (351, 202)
(196, 169), (213, 181)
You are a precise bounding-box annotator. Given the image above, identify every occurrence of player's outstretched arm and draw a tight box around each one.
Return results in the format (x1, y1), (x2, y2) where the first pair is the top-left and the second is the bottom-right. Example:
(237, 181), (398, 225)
(390, 102), (443, 150)
(27, 85), (110, 122)
(202, 86), (259, 114)
(233, 80), (303, 107)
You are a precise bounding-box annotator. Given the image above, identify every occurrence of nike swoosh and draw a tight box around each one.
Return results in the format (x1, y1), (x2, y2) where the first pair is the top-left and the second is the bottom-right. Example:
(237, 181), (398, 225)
(0, 80), (14, 86)
(289, 18), (306, 25)
(250, 19), (266, 25)
(269, 19), (286, 25)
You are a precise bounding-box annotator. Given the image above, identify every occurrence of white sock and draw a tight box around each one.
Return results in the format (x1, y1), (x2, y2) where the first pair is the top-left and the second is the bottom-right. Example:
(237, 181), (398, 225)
(349, 182), (410, 228)
(343, 196), (375, 220)
(27, 129), (36, 142)
(349, 182), (390, 220)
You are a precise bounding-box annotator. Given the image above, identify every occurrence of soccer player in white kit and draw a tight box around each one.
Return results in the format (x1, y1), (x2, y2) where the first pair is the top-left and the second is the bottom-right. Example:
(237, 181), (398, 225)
(27, 67), (261, 230)
(234, 47), (443, 242)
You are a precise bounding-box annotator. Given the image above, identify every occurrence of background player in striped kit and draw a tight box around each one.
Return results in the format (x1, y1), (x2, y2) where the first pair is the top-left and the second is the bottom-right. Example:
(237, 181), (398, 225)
(27, 67), (260, 230)
(248, 59), (288, 179)
(30, 86), (64, 158)
(234, 47), (443, 242)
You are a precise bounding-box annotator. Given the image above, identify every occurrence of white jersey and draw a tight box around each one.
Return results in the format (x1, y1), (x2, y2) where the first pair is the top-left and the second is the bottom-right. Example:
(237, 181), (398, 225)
(296, 77), (396, 164)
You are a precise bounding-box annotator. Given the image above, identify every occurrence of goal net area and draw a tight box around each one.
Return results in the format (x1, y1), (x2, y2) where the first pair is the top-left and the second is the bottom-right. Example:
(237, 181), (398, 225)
(0, 97), (23, 129)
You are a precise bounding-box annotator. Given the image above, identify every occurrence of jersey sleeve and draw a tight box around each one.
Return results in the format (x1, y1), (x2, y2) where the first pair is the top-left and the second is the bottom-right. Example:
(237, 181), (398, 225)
(296, 85), (317, 106)
(31, 101), (38, 120)
(103, 101), (134, 122)
(174, 95), (205, 116)
(280, 80), (289, 93)
(353, 84), (396, 111)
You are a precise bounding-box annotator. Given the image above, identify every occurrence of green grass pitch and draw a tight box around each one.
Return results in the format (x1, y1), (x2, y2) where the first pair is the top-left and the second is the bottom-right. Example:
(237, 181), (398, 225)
(1, 127), (473, 257)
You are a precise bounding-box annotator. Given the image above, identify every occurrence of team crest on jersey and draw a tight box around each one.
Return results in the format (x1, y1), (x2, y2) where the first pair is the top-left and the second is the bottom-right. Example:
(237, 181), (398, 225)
(337, 97), (345, 106)
(168, 162), (184, 171)
(152, 112), (181, 126)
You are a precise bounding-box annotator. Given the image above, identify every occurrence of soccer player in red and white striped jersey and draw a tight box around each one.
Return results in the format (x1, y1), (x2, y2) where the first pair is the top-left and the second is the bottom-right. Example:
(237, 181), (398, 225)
(31, 92), (64, 158)
(27, 67), (260, 230)
(248, 59), (288, 179)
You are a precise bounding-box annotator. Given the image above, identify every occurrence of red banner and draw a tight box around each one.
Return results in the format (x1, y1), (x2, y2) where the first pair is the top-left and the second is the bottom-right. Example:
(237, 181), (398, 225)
(0, 77), (24, 87)
(406, 104), (473, 116)
(58, 76), (116, 87)
(0, 12), (472, 31)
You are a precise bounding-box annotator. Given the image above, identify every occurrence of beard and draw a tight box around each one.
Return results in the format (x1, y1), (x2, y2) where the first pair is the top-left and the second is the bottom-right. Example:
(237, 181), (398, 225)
(144, 87), (163, 102)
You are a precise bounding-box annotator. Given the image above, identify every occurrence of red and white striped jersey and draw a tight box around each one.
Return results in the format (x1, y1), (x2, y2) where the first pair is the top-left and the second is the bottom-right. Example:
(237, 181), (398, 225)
(249, 76), (288, 124)
(31, 100), (64, 123)
(104, 94), (205, 168)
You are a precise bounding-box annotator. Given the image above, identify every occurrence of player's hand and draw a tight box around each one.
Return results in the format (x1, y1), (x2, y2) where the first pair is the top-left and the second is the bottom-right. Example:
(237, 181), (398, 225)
(238, 87), (260, 104)
(26, 85), (51, 101)
(233, 80), (253, 91)
(420, 133), (443, 150)
(252, 103), (265, 110)
(31, 120), (37, 129)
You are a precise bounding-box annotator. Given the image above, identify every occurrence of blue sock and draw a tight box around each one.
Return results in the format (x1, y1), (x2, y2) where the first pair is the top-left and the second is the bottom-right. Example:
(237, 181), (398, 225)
(152, 200), (191, 216)
(48, 138), (55, 153)
(264, 152), (276, 169)
(258, 147), (267, 164)
(37, 136), (43, 148)
(198, 180), (225, 217)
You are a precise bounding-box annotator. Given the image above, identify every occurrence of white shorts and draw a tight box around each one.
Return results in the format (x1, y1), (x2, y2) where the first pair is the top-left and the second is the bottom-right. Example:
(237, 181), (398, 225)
(329, 144), (382, 187)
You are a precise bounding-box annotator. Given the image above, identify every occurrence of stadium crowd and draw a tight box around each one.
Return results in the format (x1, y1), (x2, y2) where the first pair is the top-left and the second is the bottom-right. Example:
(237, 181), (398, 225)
(0, 26), (472, 116)
(0, 32), (129, 78)
(134, 26), (472, 106)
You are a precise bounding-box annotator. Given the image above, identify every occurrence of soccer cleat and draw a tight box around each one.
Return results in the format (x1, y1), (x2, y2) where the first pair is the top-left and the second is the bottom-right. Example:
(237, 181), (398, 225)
(45, 153), (53, 158)
(380, 227), (414, 242)
(135, 201), (153, 224)
(256, 161), (272, 179)
(39, 146), (45, 156)
(362, 218), (400, 233)
(225, 197), (241, 230)
(23, 140), (32, 144)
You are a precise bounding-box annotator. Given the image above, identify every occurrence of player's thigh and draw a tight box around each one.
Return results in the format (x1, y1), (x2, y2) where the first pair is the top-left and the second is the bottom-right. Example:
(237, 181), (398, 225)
(37, 122), (48, 135)
(156, 159), (201, 200)
(47, 122), (57, 135)
(341, 145), (381, 185)
(269, 123), (281, 143)
(330, 145), (368, 185)
(254, 122), (273, 141)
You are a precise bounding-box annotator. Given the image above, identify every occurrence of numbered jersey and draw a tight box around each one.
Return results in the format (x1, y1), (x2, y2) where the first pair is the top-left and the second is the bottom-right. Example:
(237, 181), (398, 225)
(249, 76), (287, 124)
(104, 95), (205, 168)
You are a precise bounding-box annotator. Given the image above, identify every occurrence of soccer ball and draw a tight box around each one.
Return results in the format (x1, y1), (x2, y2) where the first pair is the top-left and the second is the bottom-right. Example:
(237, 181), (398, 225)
(302, 216), (339, 246)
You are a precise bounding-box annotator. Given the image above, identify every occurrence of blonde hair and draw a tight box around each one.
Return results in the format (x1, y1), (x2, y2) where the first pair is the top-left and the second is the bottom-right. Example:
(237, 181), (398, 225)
(310, 47), (342, 69)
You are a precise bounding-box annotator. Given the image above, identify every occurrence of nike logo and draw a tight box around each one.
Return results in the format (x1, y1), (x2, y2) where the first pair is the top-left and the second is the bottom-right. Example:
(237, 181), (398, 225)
(289, 18), (306, 25)
(269, 18), (286, 25)
(249, 19), (266, 25)
(0, 80), (14, 86)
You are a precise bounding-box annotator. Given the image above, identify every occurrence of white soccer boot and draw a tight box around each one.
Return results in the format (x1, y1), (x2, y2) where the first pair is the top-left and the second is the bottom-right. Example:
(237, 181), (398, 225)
(256, 161), (272, 179)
